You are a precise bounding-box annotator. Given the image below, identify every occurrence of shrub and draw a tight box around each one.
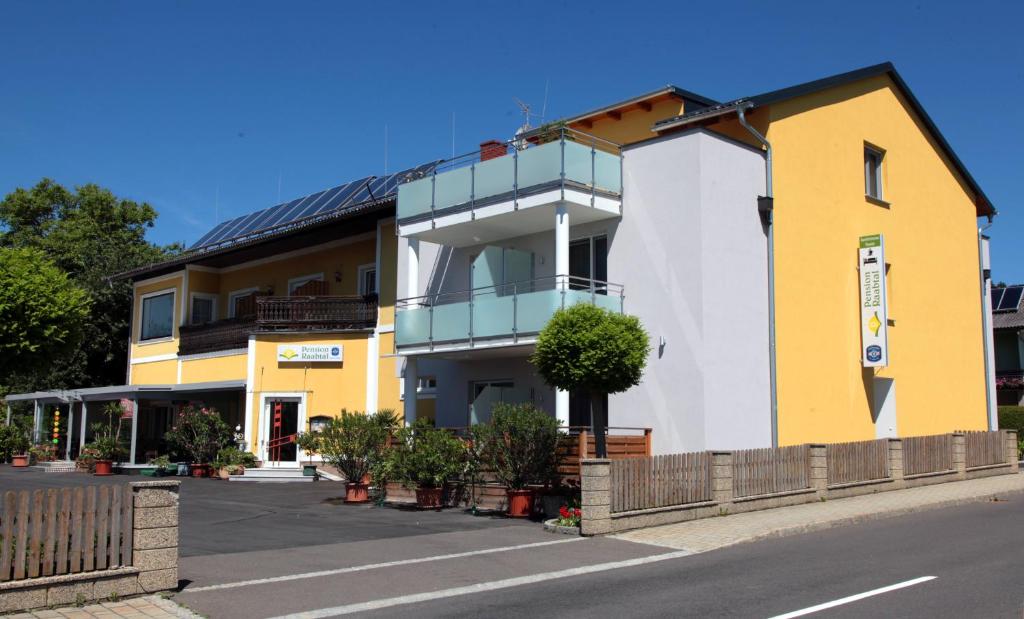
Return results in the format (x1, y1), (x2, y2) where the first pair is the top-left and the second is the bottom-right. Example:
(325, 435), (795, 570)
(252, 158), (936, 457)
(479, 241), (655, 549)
(0, 423), (30, 461)
(164, 405), (232, 464)
(999, 406), (1024, 458)
(213, 447), (257, 473)
(316, 409), (397, 483)
(473, 402), (560, 491)
(388, 419), (467, 489)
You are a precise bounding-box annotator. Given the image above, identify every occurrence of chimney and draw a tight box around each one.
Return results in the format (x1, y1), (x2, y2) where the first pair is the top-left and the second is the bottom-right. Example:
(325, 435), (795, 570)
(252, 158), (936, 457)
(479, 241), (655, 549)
(479, 139), (507, 162)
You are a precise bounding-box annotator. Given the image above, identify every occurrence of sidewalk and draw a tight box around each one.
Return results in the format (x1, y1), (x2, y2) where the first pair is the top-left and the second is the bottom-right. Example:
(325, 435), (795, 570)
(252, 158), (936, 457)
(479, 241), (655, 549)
(614, 471), (1024, 552)
(2, 596), (200, 619)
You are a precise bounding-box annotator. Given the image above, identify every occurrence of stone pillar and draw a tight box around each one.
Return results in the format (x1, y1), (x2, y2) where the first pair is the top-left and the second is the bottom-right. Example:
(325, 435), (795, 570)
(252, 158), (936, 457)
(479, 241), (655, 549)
(131, 481), (180, 593)
(1004, 430), (1019, 472)
(580, 459), (611, 536)
(710, 451), (734, 505)
(951, 433), (966, 480)
(809, 444), (828, 494)
(887, 438), (904, 485)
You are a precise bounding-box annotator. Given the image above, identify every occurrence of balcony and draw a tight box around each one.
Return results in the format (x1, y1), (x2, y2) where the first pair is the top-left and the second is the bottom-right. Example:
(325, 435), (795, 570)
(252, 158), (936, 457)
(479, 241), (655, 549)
(178, 296), (377, 356)
(396, 129), (623, 246)
(395, 276), (623, 354)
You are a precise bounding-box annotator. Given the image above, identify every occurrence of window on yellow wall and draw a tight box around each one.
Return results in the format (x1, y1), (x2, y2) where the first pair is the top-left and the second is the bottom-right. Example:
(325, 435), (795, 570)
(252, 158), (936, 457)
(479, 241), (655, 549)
(865, 144), (885, 202)
(140, 291), (174, 340)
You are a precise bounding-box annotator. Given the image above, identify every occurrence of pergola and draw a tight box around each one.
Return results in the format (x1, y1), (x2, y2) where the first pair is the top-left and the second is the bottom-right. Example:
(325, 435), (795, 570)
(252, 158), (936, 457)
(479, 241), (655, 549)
(4, 380), (244, 465)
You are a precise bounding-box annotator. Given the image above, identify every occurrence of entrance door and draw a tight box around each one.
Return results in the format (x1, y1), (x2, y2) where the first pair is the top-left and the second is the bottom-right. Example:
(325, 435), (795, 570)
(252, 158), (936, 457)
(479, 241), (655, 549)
(264, 398), (301, 465)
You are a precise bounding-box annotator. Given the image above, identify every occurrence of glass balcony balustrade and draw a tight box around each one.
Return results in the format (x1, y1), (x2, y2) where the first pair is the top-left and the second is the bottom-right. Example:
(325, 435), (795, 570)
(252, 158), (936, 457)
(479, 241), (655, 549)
(397, 128), (622, 222)
(395, 275), (624, 349)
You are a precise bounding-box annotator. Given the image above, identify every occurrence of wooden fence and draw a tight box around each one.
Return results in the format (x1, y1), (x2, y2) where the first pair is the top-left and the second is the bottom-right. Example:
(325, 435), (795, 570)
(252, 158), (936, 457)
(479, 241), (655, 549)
(609, 452), (712, 513)
(556, 428), (651, 481)
(902, 434), (953, 476)
(964, 430), (1006, 468)
(0, 485), (133, 582)
(826, 439), (890, 486)
(733, 444), (811, 498)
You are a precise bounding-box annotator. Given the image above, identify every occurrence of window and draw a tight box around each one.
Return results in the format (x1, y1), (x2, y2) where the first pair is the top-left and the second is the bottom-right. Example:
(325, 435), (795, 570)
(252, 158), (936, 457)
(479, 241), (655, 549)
(417, 376), (437, 393)
(288, 273), (324, 295)
(358, 264), (377, 296)
(865, 145), (885, 201)
(569, 235), (608, 291)
(140, 291), (174, 341)
(228, 288), (258, 318)
(190, 294), (216, 325)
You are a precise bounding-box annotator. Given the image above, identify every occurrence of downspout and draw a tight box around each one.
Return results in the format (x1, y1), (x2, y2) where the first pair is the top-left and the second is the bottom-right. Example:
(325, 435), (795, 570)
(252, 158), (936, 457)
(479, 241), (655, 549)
(737, 102), (779, 448)
(978, 218), (995, 429)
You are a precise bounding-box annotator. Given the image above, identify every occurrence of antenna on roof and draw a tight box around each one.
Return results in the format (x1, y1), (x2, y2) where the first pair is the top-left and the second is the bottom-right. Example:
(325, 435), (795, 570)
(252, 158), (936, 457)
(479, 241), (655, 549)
(514, 98), (541, 150)
(541, 78), (550, 123)
(384, 124), (389, 191)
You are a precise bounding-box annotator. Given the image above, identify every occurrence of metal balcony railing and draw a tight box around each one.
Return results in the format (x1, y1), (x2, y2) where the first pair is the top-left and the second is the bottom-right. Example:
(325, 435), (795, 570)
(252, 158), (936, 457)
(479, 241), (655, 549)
(397, 127), (623, 223)
(395, 275), (624, 350)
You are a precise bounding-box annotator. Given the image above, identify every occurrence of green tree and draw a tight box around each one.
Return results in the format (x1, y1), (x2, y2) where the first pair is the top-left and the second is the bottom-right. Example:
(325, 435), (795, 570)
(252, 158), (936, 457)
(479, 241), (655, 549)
(0, 247), (91, 380)
(0, 179), (180, 394)
(530, 303), (650, 457)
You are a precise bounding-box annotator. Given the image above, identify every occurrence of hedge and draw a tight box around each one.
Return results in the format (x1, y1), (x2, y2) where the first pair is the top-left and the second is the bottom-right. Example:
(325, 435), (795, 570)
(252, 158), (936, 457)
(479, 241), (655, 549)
(998, 406), (1024, 434)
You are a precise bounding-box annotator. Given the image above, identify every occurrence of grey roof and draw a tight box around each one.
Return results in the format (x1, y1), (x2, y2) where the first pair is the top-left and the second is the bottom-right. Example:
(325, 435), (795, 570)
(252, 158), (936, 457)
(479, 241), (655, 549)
(651, 62), (995, 218)
(4, 381), (245, 403)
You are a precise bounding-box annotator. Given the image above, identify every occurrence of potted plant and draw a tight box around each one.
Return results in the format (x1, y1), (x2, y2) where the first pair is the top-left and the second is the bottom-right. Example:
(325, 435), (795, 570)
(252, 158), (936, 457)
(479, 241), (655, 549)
(1, 424), (31, 468)
(87, 403), (128, 476)
(213, 447), (256, 479)
(141, 455), (172, 477)
(317, 409), (397, 502)
(76, 446), (99, 473)
(474, 402), (560, 518)
(389, 419), (467, 509)
(164, 405), (232, 478)
(295, 431), (320, 477)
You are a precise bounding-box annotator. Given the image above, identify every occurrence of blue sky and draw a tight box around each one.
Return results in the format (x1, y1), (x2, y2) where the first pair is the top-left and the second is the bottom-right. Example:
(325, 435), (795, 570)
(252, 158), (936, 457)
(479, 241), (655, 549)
(1, 0), (1022, 280)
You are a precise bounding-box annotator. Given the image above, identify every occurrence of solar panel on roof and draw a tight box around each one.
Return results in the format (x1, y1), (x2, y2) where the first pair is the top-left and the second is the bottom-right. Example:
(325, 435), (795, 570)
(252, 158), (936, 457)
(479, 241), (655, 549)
(991, 287), (1005, 311)
(998, 286), (1023, 312)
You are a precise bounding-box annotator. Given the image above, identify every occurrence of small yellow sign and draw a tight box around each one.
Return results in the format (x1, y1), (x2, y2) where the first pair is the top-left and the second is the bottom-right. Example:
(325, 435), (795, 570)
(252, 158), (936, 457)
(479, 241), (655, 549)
(868, 312), (882, 336)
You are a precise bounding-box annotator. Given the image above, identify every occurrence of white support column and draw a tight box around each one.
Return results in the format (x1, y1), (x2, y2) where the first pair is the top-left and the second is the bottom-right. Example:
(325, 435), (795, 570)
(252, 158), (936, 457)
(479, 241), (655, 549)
(555, 204), (569, 291)
(79, 401), (88, 450)
(33, 400), (41, 444)
(403, 357), (418, 426)
(65, 403), (75, 461)
(555, 389), (570, 430)
(5, 403), (10, 425)
(406, 238), (420, 299)
(129, 398), (139, 465)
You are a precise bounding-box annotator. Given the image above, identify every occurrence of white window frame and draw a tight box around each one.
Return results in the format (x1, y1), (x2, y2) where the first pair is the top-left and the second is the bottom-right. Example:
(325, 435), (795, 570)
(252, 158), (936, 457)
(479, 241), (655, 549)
(287, 272), (324, 295)
(137, 288), (176, 344)
(357, 263), (377, 295)
(188, 292), (218, 325)
(227, 287), (259, 318)
(864, 144), (885, 202)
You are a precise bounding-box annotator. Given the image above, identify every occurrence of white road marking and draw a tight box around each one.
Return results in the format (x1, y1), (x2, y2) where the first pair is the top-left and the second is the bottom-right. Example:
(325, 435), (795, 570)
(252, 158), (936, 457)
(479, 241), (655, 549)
(767, 576), (937, 619)
(266, 549), (693, 618)
(186, 537), (587, 593)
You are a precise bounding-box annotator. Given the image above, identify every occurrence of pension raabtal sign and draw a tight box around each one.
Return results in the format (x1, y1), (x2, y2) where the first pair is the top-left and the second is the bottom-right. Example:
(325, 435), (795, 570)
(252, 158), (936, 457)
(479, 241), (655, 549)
(859, 234), (889, 368)
(277, 344), (343, 363)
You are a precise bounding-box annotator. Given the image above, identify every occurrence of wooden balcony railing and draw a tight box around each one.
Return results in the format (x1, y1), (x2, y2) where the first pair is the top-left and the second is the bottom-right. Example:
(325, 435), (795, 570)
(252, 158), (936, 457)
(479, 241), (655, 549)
(177, 295), (378, 355)
(178, 317), (254, 356)
(255, 295), (377, 331)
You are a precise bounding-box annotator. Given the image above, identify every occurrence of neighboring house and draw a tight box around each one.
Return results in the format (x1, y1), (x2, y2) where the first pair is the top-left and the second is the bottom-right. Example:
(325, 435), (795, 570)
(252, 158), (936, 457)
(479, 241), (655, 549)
(6, 166), (431, 467)
(395, 62), (997, 454)
(992, 284), (1024, 406)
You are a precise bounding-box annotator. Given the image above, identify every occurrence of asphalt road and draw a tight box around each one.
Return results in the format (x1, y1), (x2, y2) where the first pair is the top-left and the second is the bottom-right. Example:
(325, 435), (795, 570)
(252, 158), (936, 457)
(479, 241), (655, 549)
(371, 494), (1024, 619)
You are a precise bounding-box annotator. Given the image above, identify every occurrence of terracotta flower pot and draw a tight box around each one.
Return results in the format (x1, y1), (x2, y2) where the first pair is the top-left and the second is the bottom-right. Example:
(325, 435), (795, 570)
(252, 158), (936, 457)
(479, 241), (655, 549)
(506, 489), (536, 518)
(218, 467), (232, 480)
(11, 454), (29, 468)
(345, 482), (370, 503)
(189, 463), (210, 478)
(94, 460), (114, 476)
(415, 486), (443, 509)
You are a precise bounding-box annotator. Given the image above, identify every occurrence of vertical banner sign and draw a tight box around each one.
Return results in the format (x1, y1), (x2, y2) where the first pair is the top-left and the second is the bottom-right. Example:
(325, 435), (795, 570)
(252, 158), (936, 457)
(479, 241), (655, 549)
(859, 234), (889, 367)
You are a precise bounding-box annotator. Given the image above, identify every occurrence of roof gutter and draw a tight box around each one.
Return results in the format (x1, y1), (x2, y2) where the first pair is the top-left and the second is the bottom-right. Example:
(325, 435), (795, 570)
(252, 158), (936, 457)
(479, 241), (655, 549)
(736, 102), (779, 448)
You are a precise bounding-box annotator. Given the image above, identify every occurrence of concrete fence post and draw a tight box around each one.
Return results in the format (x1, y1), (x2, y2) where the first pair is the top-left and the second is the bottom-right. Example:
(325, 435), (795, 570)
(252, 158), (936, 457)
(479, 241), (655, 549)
(887, 438), (904, 486)
(710, 451), (734, 506)
(1004, 430), (1019, 472)
(808, 444), (827, 495)
(580, 459), (611, 536)
(130, 481), (180, 593)
(951, 433), (966, 480)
